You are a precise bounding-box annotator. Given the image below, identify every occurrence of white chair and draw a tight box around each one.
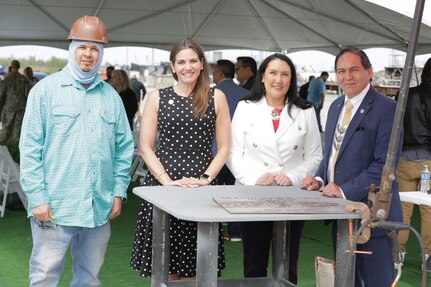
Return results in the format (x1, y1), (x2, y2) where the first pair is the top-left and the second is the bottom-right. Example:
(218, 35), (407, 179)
(129, 115), (149, 183)
(0, 146), (28, 213)
(131, 156), (148, 183)
(0, 159), (12, 217)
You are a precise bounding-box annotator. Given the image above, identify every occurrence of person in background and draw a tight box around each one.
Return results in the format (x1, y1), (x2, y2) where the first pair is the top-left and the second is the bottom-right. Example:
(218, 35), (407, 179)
(396, 57), (431, 271)
(227, 53), (322, 284)
(307, 71), (329, 133)
(111, 69), (138, 130)
(19, 15), (134, 287)
(105, 65), (114, 84)
(300, 47), (402, 286)
(299, 75), (315, 100)
(130, 38), (231, 281)
(212, 59), (250, 242)
(130, 74), (147, 103)
(0, 66), (6, 86)
(24, 66), (39, 89)
(0, 59), (30, 145)
(236, 56), (257, 90)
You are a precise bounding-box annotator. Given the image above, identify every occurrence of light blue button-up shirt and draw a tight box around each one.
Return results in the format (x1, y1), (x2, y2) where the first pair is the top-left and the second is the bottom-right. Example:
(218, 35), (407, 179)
(20, 67), (134, 227)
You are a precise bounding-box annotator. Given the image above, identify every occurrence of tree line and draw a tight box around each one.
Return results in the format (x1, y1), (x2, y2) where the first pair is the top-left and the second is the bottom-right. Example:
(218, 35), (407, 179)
(0, 56), (67, 75)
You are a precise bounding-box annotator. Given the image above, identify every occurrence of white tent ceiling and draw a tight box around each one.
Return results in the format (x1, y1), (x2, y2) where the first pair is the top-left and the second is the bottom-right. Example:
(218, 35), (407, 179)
(0, 0), (430, 55)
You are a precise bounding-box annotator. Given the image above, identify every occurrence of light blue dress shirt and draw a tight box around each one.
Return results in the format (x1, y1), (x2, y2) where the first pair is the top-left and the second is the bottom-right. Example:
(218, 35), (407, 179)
(20, 67), (134, 227)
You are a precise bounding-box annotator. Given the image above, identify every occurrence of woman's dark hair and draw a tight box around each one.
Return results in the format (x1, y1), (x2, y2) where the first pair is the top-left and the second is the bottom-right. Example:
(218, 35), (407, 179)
(244, 53), (303, 116)
(421, 57), (431, 84)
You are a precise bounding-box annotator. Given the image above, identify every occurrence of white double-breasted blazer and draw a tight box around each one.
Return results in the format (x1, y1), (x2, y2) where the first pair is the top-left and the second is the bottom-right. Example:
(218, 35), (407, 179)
(227, 98), (322, 185)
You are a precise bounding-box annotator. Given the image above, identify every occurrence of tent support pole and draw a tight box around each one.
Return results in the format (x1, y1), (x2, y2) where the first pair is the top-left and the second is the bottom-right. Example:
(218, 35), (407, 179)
(374, 2), (427, 286)
(384, 0), (425, 171)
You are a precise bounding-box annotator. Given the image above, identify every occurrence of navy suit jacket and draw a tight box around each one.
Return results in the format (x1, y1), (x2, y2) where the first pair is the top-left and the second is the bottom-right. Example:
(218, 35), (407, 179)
(316, 86), (403, 236)
(215, 78), (250, 119)
(212, 79), (250, 155)
(241, 75), (256, 91)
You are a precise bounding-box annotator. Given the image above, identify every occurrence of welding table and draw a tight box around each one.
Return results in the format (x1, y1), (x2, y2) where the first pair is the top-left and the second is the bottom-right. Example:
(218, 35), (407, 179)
(133, 185), (361, 287)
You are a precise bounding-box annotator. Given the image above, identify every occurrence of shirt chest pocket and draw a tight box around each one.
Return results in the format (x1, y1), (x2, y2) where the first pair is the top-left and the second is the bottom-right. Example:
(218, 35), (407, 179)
(101, 112), (116, 141)
(52, 106), (81, 133)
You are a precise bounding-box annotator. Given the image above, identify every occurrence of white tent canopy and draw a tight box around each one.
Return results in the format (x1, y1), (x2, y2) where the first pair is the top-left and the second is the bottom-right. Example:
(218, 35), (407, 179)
(0, 0), (430, 55)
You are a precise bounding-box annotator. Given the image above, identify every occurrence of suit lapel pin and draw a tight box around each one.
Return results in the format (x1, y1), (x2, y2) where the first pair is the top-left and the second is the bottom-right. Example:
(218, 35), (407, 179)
(360, 108), (365, 114)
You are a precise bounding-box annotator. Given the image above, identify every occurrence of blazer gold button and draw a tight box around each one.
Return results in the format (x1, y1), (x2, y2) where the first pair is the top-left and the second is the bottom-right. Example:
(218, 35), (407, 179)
(253, 143), (258, 148)
(293, 145), (298, 150)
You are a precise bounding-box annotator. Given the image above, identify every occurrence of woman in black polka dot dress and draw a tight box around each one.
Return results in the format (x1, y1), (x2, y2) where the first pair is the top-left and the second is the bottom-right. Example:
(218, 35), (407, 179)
(130, 38), (231, 280)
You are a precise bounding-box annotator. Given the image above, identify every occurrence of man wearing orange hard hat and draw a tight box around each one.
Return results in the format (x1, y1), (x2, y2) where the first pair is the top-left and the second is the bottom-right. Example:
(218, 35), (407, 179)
(19, 15), (134, 286)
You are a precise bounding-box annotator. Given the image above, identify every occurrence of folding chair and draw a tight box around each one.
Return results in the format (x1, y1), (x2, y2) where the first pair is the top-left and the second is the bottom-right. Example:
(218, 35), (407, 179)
(0, 146), (27, 211)
(0, 159), (12, 217)
(130, 115), (149, 183)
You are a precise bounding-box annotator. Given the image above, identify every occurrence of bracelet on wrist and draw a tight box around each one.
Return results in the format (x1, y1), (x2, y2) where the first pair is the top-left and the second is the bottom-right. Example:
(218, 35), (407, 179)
(156, 171), (167, 180)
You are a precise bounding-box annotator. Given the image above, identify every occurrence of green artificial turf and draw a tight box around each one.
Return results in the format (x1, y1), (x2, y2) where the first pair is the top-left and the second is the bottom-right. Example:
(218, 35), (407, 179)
(0, 183), (428, 286)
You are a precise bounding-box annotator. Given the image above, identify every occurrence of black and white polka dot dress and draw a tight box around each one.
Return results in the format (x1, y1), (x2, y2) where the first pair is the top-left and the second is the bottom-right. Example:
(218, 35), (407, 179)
(130, 86), (226, 277)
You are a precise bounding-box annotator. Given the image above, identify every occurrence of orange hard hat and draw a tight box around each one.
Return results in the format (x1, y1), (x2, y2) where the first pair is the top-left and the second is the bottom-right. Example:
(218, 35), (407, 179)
(67, 15), (108, 44)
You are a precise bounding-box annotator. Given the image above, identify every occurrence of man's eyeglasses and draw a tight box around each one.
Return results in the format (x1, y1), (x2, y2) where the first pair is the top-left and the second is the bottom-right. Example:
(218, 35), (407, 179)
(235, 65), (249, 72)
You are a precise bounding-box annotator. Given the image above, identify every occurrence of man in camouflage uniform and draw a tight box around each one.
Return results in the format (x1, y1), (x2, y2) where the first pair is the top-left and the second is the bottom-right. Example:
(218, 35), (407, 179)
(0, 60), (30, 144)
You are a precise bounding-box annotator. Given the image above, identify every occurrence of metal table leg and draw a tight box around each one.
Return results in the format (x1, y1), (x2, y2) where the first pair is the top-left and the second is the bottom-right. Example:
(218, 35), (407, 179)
(152, 206), (170, 287)
(196, 222), (219, 287)
(335, 219), (356, 287)
(273, 221), (288, 286)
(273, 221), (295, 287)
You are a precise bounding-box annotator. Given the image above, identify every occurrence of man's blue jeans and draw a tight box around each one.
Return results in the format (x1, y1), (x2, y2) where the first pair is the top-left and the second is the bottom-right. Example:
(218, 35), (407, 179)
(29, 218), (111, 287)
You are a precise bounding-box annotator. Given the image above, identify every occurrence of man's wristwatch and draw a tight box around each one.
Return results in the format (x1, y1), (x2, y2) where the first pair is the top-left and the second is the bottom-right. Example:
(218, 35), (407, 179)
(200, 173), (212, 184)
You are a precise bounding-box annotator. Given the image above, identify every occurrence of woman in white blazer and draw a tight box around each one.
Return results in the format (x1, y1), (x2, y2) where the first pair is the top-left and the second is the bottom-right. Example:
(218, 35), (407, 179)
(227, 53), (322, 284)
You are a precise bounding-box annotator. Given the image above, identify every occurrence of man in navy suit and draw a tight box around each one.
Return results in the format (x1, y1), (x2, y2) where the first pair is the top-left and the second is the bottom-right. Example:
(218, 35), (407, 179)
(300, 47), (402, 286)
(235, 56), (257, 91)
(213, 59), (250, 241)
(213, 60), (250, 121)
